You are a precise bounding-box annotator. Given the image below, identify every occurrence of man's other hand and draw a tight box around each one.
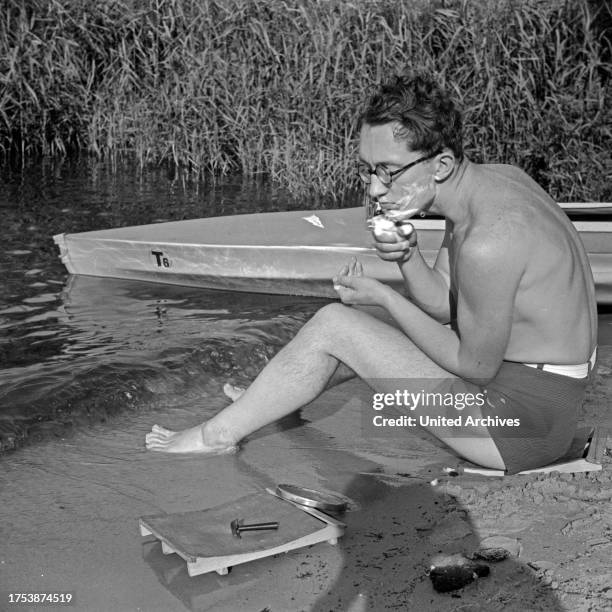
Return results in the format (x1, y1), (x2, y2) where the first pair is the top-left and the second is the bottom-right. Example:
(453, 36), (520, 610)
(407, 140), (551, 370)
(333, 258), (391, 306)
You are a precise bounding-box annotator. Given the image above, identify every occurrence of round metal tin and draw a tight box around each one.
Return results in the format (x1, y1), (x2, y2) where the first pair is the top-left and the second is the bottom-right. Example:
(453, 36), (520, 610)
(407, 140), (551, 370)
(275, 484), (347, 513)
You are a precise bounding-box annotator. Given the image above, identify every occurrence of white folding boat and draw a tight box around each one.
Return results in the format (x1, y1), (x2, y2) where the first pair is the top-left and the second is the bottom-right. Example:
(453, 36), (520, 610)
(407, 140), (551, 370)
(53, 203), (612, 303)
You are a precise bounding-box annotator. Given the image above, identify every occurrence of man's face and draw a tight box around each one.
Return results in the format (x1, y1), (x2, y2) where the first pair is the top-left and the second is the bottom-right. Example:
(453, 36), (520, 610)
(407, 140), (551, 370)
(358, 122), (436, 216)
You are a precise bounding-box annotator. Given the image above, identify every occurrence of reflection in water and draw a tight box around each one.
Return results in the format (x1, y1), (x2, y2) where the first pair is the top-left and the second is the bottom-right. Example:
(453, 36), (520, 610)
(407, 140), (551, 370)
(0, 275), (328, 452)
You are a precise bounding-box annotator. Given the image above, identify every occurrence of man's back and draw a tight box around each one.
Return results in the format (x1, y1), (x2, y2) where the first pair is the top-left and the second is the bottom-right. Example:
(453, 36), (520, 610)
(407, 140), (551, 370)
(450, 162), (597, 365)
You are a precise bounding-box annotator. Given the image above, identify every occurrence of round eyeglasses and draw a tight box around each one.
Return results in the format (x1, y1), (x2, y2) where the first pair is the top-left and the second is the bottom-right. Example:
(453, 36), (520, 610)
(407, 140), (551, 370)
(357, 150), (440, 186)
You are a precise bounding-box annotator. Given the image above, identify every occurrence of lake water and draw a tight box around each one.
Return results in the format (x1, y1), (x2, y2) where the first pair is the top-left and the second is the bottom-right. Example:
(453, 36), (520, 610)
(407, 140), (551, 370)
(0, 160), (336, 453)
(1, 159), (611, 454)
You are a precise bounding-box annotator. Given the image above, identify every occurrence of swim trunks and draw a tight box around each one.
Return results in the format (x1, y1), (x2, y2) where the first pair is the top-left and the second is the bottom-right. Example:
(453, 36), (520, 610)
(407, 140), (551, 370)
(478, 360), (591, 474)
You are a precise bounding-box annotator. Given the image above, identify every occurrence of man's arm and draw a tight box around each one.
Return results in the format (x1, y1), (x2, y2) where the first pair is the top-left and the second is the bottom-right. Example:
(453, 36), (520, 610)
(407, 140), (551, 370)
(399, 221), (453, 322)
(380, 230), (525, 382)
(374, 221), (453, 322)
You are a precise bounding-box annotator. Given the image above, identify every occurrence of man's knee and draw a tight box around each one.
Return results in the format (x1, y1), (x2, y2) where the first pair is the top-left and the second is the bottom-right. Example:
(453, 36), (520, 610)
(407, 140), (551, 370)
(299, 303), (352, 344)
(310, 302), (353, 327)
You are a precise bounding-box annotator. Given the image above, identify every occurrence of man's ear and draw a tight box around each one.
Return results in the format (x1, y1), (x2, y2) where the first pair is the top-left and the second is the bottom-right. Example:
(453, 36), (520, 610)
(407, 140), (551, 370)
(433, 150), (456, 182)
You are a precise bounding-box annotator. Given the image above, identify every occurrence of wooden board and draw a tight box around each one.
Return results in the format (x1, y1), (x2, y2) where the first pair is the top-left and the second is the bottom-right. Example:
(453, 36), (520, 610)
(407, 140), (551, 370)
(139, 491), (345, 576)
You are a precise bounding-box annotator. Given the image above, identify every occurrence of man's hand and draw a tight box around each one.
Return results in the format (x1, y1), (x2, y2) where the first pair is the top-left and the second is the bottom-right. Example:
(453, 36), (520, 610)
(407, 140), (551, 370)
(333, 258), (391, 306)
(373, 222), (418, 263)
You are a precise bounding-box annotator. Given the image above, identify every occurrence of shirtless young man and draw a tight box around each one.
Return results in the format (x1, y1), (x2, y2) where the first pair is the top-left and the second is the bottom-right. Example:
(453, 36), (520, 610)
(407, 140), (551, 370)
(146, 72), (598, 474)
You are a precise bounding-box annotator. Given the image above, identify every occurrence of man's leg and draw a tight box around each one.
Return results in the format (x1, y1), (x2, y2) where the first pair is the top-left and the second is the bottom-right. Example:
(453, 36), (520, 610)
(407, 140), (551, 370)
(221, 305), (390, 401)
(145, 303), (505, 469)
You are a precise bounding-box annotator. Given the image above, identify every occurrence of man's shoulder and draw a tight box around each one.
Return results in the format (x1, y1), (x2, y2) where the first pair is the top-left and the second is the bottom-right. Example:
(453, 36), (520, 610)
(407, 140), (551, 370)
(456, 201), (535, 277)
(457, 223), (526, 271)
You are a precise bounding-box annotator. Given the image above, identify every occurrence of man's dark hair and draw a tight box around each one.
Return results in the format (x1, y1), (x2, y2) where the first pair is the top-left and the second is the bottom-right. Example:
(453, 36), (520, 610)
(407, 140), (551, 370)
(360, 71), (464, 161)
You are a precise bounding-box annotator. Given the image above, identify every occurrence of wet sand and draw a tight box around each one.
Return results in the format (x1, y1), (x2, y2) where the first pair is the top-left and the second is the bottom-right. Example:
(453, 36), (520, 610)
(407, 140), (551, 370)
(1, 349), (611, 611)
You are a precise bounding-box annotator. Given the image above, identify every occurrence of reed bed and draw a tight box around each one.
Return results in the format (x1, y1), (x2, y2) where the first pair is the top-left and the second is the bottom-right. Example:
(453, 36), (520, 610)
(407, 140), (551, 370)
(1, 0), (610, 203)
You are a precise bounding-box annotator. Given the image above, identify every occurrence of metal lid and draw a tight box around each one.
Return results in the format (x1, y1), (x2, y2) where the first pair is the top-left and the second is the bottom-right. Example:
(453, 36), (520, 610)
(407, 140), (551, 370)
(275, 484), (347, 513)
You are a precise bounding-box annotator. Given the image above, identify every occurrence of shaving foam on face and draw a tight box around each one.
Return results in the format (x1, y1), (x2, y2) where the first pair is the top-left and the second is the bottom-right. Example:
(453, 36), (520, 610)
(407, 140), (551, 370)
(383, 175), (436, 222)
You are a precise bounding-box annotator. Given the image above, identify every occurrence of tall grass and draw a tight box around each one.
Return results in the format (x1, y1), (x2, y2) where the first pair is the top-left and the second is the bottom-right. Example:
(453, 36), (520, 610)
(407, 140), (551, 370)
(1, 0), (610, 203)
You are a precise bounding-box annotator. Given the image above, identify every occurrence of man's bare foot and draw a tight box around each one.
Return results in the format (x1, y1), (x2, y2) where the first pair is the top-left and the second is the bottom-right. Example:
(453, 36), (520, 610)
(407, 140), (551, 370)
(223, 383), (246, 402)
(145, 423), (238, 454)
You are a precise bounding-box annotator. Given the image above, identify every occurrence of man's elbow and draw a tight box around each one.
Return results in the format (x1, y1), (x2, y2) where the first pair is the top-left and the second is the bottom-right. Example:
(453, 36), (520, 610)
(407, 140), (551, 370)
(459, 361), (502, 386)
(412, 299), (451, 324)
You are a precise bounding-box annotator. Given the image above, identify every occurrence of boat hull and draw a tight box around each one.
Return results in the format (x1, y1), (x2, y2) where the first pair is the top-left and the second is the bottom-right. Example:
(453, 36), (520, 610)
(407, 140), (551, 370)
(53, 205), (612, 302)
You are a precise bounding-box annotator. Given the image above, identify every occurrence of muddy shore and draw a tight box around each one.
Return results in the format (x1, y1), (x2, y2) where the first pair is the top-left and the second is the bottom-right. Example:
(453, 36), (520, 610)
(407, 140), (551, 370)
(0, 348), (610, 611)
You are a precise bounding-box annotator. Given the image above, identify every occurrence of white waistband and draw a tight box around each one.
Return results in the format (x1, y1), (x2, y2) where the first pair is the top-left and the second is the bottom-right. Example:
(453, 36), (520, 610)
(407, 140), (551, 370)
(522, 348), (597, 378)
